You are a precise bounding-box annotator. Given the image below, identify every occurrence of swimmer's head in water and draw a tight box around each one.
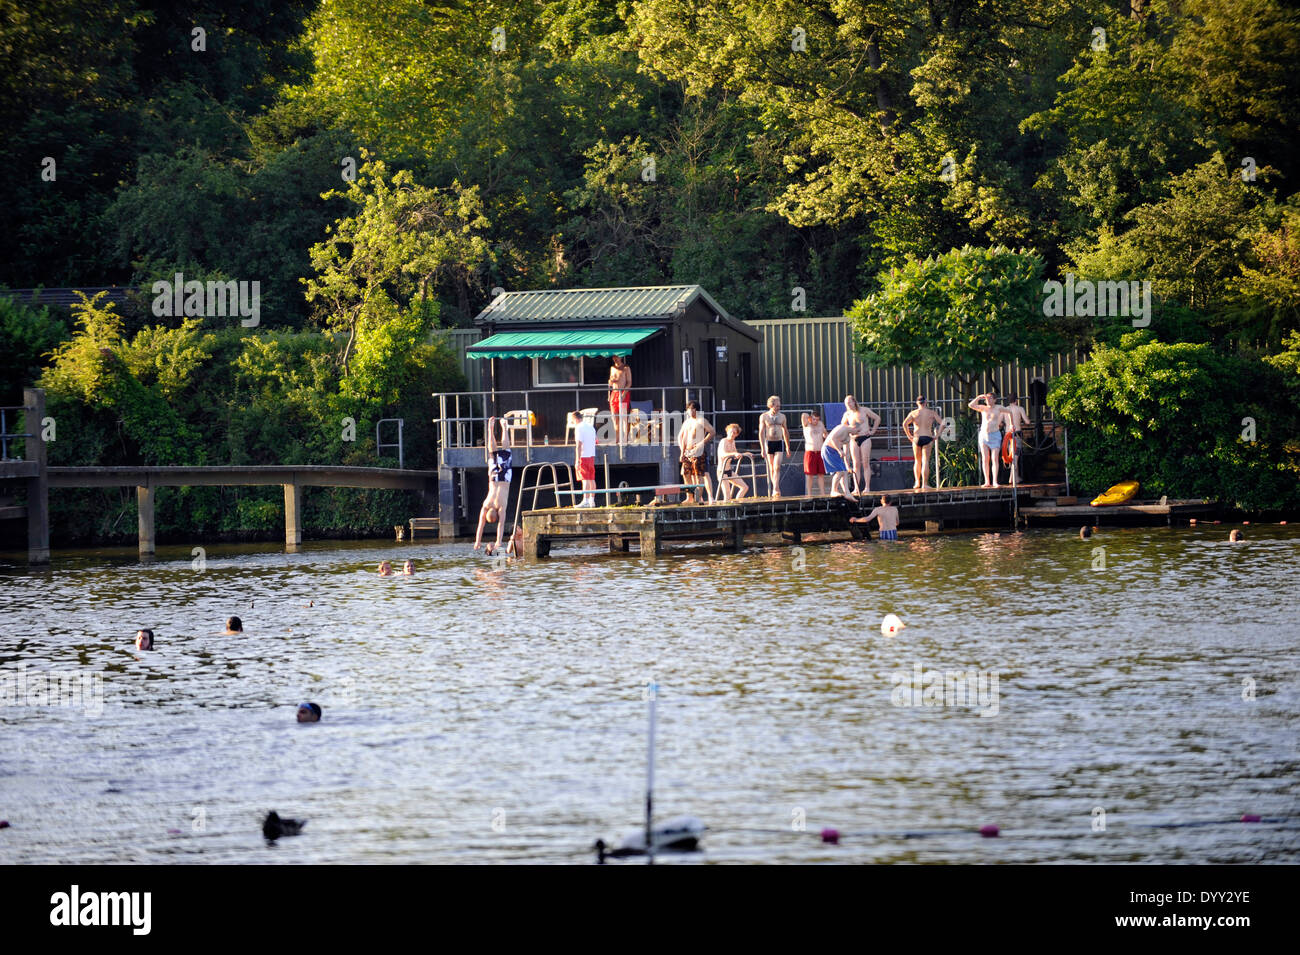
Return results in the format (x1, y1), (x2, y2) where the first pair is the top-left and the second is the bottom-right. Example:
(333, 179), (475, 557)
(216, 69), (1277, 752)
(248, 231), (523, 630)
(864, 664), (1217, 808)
(378, 561), (393, 575)
(403, 560), (414, 573)
(1229, 529), (1244, 541)
(296, 702), (322, 722)
(135, 628), (154, 650)
(226, 615), (242, 633)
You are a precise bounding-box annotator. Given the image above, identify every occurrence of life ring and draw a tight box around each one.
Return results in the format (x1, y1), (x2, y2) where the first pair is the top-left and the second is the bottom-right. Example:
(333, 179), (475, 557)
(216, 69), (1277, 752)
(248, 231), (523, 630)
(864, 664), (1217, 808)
(1000, 431), (1015, 466)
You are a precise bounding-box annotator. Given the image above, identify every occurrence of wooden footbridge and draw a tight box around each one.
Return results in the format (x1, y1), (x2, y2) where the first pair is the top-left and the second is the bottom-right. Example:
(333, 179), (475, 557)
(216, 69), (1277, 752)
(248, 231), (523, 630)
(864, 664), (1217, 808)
(3, 389), (440, 562)
(521, 483), (1067, 557)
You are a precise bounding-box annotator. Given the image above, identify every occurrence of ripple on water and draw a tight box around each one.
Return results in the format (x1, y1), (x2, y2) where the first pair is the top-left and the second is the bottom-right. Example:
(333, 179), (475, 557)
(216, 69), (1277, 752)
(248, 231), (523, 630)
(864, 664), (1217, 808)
(0, 527), (1297, 863)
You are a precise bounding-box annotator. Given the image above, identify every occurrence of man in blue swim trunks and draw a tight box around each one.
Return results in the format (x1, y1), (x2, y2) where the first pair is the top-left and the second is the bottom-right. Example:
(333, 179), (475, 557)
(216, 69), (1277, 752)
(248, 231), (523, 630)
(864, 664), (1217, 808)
(851, 495), (900, 540)
(821, 421), (857, 502)
(968, 390), (1011, 488)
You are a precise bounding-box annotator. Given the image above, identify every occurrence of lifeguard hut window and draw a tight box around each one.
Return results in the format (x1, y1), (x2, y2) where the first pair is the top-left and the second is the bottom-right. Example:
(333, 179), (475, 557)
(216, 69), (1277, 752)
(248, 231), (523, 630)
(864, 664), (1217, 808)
(534, 356), (584, 386)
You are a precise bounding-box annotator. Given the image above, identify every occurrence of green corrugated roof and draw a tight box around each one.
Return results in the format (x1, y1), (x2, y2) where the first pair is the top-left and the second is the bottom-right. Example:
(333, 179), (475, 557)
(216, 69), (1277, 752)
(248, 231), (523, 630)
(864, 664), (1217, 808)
(475, 285), (729, 325)
(465, 327), (661, 359)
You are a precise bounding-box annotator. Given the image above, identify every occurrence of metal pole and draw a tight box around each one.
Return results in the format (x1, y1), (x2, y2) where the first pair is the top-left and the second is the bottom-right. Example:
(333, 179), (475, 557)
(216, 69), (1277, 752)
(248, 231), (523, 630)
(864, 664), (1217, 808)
(1011, 426), (1018, 528)
(645, 680), (657, 866)
(1063, 427), (1070, 497)
(524, 391), (532, 453)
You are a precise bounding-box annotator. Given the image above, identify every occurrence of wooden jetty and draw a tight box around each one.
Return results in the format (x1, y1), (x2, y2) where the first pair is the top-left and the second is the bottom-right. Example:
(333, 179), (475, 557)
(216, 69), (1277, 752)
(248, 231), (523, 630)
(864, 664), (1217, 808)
(521, 483), (1067, 557)
(1019, 498), (1218, 527)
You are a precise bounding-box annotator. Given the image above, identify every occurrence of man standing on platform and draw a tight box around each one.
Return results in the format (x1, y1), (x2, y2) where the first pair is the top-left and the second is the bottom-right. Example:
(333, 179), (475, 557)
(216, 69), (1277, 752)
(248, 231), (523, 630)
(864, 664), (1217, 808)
(901, 396), (944, 491)
(820, 420), (858, 502)
(678, 400), (715, 504)
(800, 411), (828, 496)
(969, 390), (1011, 488)
(572, 411), (598, 507)
(608, 355), (632, 445)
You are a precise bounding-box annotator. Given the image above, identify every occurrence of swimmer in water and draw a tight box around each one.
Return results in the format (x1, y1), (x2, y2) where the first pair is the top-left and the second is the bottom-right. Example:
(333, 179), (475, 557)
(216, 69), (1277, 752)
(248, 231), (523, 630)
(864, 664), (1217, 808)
(1229, 529), (1244, 542)
(505, 524), (525, 558)
(135, 629), (154, 651)
(850, 494), (900, 540)
(402, 560), (414, 575)
(223, 616), (242, 634)
(378, 560), (394, 576)
(296, 702), (322, 723)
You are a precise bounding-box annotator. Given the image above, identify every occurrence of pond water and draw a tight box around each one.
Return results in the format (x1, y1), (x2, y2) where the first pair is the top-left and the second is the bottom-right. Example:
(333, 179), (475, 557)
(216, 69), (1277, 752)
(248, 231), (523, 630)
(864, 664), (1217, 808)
(1, 524), (1297, 864)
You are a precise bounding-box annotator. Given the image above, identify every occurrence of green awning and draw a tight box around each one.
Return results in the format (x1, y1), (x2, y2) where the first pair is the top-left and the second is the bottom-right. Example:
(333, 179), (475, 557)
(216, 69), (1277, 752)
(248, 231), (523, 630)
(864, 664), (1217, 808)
(466, 327), (661, 359)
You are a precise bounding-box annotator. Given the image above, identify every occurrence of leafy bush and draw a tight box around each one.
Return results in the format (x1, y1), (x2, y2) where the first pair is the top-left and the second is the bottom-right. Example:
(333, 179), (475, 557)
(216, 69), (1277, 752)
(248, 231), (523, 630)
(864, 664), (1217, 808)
(1049, 332), (1300, 511)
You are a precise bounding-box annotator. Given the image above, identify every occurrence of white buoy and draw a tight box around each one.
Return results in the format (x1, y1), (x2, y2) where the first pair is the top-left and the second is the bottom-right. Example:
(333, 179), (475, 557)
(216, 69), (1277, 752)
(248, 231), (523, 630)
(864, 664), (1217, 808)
(881, 613), (905, 637)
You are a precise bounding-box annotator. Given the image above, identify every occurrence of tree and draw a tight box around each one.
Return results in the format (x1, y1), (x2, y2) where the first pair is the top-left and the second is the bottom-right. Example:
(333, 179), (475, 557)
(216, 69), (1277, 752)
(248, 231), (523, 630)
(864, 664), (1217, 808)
(847, 245), (1062, 401)
(303, 157), (494, 370)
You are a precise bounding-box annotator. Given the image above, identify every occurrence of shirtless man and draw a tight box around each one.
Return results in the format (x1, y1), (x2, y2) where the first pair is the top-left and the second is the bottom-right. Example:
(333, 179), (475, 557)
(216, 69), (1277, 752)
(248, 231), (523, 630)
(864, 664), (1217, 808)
(968, 390), (1011, 488)
(716, 423), (749, 500)
(800, 411), (828, 496)
(901, 396), (944, 490)
(474, 416), (512, 553)
(842, 395), (881, 495)
(820, 420), (858, 502)
(756, 395), (791, 498)
(851, 494), (900, 540)
(1004, 396), (1030, 483)
(608, 356), (632, 445)
(677, 400), (715, 504)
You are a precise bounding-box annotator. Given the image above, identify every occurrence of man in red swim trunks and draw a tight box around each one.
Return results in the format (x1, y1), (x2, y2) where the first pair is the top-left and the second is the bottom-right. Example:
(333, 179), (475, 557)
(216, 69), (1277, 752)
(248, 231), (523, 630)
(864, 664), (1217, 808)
(570, 411), (598, 507)
(800, 410), (828, 496)
(608, 355), (632, 445)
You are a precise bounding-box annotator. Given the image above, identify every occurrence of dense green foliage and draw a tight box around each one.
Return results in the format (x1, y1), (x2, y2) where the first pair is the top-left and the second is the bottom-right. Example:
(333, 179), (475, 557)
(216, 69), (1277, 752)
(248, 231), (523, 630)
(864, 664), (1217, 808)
(1049, 333), (1300, 511)
(2, 0), (1298, 532)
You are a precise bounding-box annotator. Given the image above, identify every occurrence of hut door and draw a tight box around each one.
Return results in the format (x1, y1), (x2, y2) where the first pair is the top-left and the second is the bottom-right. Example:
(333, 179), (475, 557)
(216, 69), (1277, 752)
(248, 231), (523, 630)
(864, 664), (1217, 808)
(739, 352), (753, 420)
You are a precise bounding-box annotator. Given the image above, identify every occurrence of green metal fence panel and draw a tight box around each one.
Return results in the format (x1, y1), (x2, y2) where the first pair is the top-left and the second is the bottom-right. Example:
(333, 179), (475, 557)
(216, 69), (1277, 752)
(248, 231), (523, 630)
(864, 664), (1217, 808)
(748, 317), (1079, 408)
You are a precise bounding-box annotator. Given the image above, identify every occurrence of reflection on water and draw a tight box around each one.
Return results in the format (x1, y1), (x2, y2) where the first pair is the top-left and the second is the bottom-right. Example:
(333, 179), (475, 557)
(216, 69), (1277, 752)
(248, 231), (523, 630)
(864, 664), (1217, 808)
(1, 525), (1297, 864)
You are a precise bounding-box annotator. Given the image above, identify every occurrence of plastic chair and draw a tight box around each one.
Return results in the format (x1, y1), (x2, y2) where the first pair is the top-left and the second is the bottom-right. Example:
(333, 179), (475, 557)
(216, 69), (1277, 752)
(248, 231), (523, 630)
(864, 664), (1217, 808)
(502, 410), (536, 444)
(563, 407), (599, 444)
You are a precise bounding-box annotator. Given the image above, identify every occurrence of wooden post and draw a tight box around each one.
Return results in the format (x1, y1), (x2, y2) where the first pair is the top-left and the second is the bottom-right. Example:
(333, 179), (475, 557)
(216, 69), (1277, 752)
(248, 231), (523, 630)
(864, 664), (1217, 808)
(23, 387), (49, 564)
(284, 483), (302, 547)
(925, 519), (942, 533)
(438, 467), (458, 539)
(639, 526), (659, 556)
(137, 486), (155, 558)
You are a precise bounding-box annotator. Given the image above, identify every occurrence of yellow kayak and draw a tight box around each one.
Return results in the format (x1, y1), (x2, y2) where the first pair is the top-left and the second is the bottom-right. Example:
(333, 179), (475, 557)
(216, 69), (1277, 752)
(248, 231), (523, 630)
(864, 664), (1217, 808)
(1091, 481), (1139, 507)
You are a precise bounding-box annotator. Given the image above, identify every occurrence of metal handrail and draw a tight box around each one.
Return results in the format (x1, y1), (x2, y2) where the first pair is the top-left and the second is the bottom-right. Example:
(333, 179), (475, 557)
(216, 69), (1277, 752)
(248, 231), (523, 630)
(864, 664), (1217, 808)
(716, 450), (763, 500)
(0, 406), (36, 461)
(510, 461), (576, 529)
(432, 386), (717, 452)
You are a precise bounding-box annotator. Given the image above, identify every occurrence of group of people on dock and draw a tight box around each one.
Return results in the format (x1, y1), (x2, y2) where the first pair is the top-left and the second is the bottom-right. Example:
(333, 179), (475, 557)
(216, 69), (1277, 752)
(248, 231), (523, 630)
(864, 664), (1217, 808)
(469, 350), (1034, 551)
